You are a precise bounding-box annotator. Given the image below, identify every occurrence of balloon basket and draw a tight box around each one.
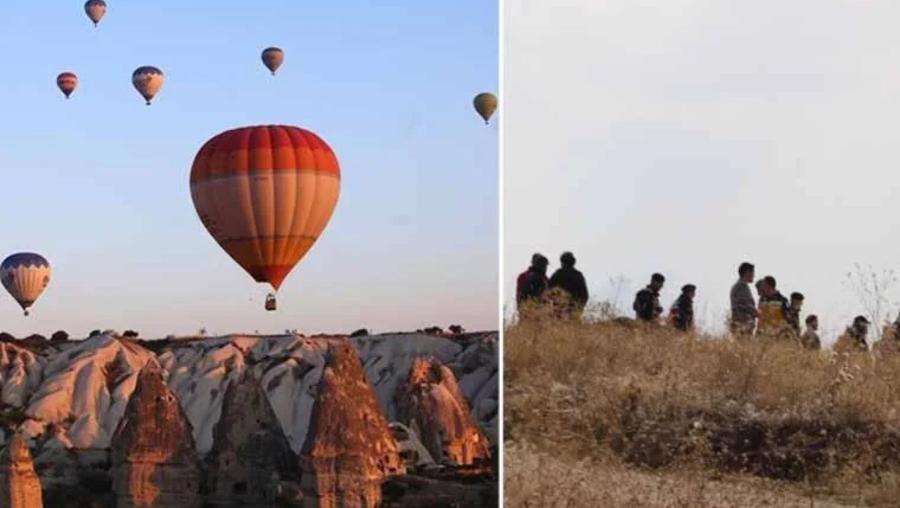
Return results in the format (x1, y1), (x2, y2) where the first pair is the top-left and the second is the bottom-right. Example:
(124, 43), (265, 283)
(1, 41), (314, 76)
(265, 294), (277, 312)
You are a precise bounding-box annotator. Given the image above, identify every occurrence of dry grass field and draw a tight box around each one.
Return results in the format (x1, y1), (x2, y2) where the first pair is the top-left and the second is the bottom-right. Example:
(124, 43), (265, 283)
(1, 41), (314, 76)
(504, 318), (900, 507)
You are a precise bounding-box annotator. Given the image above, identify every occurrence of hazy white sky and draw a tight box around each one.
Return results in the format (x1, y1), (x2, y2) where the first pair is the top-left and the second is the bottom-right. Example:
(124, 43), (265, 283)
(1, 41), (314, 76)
(505, 0), (900, 340)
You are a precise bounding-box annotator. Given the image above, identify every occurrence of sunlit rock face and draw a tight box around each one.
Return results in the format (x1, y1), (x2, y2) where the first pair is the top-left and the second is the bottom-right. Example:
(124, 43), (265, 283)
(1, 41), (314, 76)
(299, 342), (405, 508)
(0, 332), (497, 507)
(23, 335), (154, 449)
(0, 434), (43, 508)
(396, 357), (491, 466)
(205, 371), (298, 506)
(0, 332), (496, 458)
(110, 363), (201, 508)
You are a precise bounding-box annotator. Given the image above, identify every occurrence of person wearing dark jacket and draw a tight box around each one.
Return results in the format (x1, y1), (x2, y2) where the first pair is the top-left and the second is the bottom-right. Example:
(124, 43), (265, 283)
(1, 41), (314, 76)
(634, 273), (665, 322)
(669, 284), (696, 332)
(548, 252), (589, 318)
(516, 253), (549, 307)
(784, 292), (804, 337)
(834, 316), (871, 353)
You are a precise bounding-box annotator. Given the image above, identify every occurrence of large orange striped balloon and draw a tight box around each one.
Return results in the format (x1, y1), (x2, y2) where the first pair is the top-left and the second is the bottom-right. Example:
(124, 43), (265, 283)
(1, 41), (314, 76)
(190, 125), (341, 292)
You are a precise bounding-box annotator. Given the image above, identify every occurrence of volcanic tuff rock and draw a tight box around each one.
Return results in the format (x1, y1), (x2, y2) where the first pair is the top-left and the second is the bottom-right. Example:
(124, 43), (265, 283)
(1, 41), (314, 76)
(0, 332), (496, 506)
(300, 341), (405, 508)
(205, 371), (298, 506)
(355, 333), (498, 445)
(110, 362), (201, 508)
(0, 434), (43, 508)
(0, 343), (43, 409)
(0, 332), (495, 457)
(23, 335), (153, 448)
(396, 358), (491, 466)
(389, 422), (436, 469)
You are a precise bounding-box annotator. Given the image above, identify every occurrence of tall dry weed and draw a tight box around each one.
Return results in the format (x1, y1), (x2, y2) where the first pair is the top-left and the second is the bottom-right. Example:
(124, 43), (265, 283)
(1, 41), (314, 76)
(505, 319), (900, 506)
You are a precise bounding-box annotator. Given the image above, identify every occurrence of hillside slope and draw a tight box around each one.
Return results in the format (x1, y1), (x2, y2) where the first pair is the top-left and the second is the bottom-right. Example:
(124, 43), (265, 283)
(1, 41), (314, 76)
(0, 331), (497, 465)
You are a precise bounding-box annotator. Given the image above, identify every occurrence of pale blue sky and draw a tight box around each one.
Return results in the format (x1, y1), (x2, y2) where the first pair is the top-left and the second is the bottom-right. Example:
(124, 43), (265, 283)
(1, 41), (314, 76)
(0, 1), (497, 337)
(505, 0), (900, 342)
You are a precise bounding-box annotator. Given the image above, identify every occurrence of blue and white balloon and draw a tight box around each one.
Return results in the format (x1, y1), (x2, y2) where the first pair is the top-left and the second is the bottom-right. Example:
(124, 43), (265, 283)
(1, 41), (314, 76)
(1, 253), (51, 316)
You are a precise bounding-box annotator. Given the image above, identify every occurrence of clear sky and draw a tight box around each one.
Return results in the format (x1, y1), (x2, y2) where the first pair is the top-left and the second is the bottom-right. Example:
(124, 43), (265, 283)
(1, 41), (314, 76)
(505, 0), (900, 342)
(0, 1), (497, 338)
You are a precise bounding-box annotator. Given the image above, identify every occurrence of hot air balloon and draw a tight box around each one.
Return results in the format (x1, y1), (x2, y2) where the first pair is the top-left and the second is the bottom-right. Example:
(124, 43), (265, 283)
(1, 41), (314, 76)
(132, 66), (165, 105)
(84, 0), (107, 27)
(473, 92), (498, 125)
(1, 253), (51, 317)
(190, 125), (341, 311)
(57, 72), (78, 99)
(261, 47), (284, 75)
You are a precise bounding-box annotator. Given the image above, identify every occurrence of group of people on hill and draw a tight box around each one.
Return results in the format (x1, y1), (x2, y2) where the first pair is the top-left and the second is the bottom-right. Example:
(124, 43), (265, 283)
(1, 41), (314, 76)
(515, 252), (692, 329)
(516, 252), (589, 319)
(516, 254), (900, 353)
(728, 261), (889, 353)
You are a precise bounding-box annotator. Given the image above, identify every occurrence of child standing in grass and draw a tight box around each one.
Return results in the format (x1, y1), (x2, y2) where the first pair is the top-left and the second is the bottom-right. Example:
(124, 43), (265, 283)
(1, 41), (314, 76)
(800, 315), (821, 350)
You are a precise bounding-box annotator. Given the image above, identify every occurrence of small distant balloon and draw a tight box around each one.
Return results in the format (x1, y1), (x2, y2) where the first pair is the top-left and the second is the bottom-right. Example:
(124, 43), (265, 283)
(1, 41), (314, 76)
(473, 92), (498, 125)
(132, 66), (165, 105)
(1, 253), (51, 317)
(84, 0), (107, 27)
(261, 47), (284, 75)
(57, 72), (78, 99)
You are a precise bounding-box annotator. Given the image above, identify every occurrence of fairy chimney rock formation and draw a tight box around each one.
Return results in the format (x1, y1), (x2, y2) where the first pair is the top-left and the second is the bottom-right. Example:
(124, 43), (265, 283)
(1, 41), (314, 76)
(397, 357), (491, 466)
(299, 341), (405, 508)
(111, 362), (201, 508)
(206, 371), (298, 506)
(0, 434), (43, 508)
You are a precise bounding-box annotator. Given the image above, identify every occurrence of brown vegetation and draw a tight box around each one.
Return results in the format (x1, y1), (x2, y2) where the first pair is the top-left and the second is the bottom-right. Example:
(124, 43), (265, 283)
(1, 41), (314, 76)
(504, 319), (900, 507)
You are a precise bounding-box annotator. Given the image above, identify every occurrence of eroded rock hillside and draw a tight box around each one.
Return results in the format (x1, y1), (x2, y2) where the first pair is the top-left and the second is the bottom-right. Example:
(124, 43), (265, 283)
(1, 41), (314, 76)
(0, 331), (498, 507)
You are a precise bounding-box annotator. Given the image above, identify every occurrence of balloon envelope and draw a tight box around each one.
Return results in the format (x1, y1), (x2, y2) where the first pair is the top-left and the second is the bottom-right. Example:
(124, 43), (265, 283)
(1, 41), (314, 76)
(84, 0), (107, 26)
(132, 66), (165, 105)
(1, 253), (51, 315)
(473, 92), (498, 124)
(57, 72), (78, 99)
(261, 47), (284, 75)
(190, 125), (341, 291)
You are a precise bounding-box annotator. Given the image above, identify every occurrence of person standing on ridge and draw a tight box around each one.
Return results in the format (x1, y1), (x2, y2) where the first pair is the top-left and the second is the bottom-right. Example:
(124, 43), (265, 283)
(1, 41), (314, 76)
(669, 284), (696, 332)
(516, 253), (550, 308)
(800, 315), (821, 350)
(548, 251), (589, 319)
(757, 276), (789, 337)
(633, 273), (665, 322)
(784, 292), (805, 337)
(730, 262), (758, 338)
(875, 312), (900, 354)
(834, 315), (871, 353)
